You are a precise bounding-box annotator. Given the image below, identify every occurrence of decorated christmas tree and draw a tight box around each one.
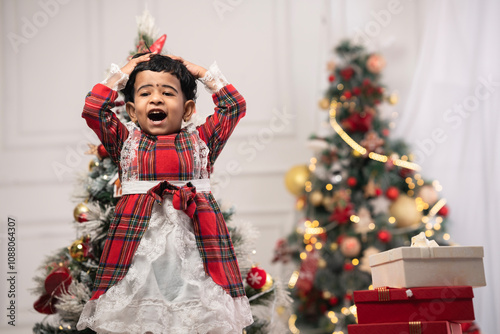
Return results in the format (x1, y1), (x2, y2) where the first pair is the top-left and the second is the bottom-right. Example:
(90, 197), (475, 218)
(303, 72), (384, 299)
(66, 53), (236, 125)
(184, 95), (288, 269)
(275, 41), (453, 333)
(32, 10), (290, 334)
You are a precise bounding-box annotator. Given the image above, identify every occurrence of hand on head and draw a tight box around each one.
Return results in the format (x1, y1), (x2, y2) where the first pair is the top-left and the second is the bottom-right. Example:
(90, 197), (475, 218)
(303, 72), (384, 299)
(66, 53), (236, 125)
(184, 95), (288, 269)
(168, 55), (207, 79)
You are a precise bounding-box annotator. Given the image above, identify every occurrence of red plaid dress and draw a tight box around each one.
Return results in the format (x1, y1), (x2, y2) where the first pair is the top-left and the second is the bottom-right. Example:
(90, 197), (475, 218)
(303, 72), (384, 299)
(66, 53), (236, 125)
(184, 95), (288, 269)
(82, 83), (247, 303)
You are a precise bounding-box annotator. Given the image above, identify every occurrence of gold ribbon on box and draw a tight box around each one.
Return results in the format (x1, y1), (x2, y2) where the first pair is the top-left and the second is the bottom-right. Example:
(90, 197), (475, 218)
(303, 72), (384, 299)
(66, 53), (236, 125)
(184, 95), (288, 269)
(409, 321), (422, 334)
(376, 287), (390, 301)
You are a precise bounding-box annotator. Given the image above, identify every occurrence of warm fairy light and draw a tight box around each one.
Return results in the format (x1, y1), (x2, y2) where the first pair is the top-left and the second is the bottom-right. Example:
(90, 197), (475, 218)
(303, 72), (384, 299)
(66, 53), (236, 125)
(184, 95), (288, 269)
(368, 285), (374, 290)
(349, 305), (357, 316)
(408, 183), (415, 189)
(288, 271), (299, 289)
(304, 220), (312, 227)
(310, 157), (317, 164)
(305, 186), (312, 192)
(350, 215), (360, 223)
(310, 237), (318, 244)
(330, 243), (338, 251)
(329, 104), (421, 171)
(341, 307), (350, 315)
(401, 155), (408, 161)
(432, 180), (443, 191)
(405, 177), (412, 184)
(407, 190), (414, 196)
(417, 179), (424, 186)
(315, 242), (323, 250)
(309, 164), (316, 172)
(305, 244), (313, 252)
(300, 252), (307, 260)
(368, 223), (376, 230)
(352, 258), (359, 266)
(425, 230), (434, 238)
(426, 223), (433, 230)
(337, 83), (344, 90)
(388, 217), (396, 224)
(434, 223), (441, 231)
(428, 198), (446, 217)
(288, 314), (300, 333)
(305, 227), (325, 235)
(422, 216), (429, 223)
(423, 203), (429, 210)
(414, 174), (421, 180)
(443, 233), (451, 241)
(331, 316), (339, 324)
(312, 220), (320, 227)
(436, 217), (443, 224)
(326, 183), (333, 191)
(327, 311), (335, 318)
(305, 181), (312, 187)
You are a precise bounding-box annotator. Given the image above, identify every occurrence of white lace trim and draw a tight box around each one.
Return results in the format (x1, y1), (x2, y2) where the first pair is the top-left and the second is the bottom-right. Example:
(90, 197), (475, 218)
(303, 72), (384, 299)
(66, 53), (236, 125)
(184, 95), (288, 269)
(199, 62), (230, 94)
(101, 63), (129, 91)
(77, 198), (253, 333)
(120, 122), (141, 182)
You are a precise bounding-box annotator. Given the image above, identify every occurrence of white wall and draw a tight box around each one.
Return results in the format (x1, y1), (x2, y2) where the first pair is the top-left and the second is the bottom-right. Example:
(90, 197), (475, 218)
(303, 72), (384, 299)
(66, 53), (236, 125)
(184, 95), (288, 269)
(0, 0), (495, 333)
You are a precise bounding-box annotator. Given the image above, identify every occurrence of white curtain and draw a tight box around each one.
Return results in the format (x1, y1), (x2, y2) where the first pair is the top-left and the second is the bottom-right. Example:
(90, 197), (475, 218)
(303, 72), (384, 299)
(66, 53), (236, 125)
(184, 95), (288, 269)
(392, 0), (500, 331)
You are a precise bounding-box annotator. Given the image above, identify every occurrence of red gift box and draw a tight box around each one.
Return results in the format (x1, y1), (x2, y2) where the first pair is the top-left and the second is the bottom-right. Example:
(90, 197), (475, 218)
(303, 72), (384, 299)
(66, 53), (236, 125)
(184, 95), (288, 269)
(354, 286), (474, 324)
(348, 321), (463, 334)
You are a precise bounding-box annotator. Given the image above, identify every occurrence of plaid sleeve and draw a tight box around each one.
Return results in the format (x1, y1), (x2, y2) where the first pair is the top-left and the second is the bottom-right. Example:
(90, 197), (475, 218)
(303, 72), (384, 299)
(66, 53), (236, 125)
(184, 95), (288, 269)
(82, 83), (128, 165)
(197, 84), (246, 167)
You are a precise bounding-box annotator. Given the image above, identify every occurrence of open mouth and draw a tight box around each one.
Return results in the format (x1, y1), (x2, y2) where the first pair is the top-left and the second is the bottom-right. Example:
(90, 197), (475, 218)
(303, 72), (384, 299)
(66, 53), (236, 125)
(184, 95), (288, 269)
(147, 110), (167, 122)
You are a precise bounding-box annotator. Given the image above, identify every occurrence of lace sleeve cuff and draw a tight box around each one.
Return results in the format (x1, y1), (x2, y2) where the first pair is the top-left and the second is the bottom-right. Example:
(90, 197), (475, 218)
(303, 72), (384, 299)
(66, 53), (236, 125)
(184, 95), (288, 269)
(198, 62), (230, 94)
(101, 63), (129, 91)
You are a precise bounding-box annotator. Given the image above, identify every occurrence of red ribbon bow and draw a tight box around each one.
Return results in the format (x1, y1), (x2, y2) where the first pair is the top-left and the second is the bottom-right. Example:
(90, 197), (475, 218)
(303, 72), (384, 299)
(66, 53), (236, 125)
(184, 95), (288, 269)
(147, 181), (197, 218)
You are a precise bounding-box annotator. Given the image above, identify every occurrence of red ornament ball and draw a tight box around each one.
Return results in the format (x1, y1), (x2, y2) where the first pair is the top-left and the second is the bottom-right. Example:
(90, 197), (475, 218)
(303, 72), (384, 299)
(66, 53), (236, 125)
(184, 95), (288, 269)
(328, 74), (335, 82)
(343, 90), (352, 99)
(347, 177), (357, 187)
(78, 212), (88, 223)
(344, 293), (353, 301)
(246, 266), (267, 290)
(378, 230), (392, 243)
(438, 205), (449, 217)
(344, 263), (354, 271)
(352, 87), (361, 96)
(382, 128), (390, 137)
(385, 186), (400, 200)
(329, 296), (339, 306)
(375, 187), (383, 196)
(97, 144), (109, 159)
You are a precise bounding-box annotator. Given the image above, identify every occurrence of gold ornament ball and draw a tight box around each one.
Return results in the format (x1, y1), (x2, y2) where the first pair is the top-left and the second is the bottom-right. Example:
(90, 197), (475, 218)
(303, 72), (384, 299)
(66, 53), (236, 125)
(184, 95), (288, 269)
(73, 203), (90, 221)
(309, 191), (324, 206)
(418, 185), (438, 205)
(284, 165), (310, 196)
(389, 195), (423, 228)
(260, 272), (274, 291)
(69, 237), (88, 262)
(318, 98), (331, 110)
(88, 159), (99, 171)
(388, 93), (398, 105)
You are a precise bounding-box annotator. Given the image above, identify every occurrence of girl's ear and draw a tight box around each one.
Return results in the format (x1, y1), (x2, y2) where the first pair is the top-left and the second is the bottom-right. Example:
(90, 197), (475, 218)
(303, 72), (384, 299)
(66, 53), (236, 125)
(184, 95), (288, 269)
(126, 102), (137, 122)
(183, 100), (196, 122)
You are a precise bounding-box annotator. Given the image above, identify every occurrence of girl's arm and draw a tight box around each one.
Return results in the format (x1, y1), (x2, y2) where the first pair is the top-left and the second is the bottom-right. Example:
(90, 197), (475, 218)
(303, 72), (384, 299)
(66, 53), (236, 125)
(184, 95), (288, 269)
(169, 56), (246, 168)
(83, 54), (153, 165)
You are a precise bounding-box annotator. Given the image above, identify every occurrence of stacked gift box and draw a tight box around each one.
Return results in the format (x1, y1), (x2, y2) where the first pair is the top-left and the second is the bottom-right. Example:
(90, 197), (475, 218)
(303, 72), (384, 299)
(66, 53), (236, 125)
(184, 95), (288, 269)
(348, 233), (486, 334)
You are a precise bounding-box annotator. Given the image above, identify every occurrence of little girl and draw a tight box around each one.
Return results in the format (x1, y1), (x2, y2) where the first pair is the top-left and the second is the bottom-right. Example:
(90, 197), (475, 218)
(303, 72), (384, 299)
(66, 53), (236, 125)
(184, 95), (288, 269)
(76, 53), (253, 333)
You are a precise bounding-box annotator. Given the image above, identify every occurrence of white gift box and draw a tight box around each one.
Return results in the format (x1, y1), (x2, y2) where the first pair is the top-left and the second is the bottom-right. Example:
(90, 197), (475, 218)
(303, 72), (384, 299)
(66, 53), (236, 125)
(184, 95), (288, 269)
(369, 246), (486, 288)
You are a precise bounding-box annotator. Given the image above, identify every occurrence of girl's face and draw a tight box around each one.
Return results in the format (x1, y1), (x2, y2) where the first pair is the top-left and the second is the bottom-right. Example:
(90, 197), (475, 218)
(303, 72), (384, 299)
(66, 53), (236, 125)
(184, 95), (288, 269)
(126, 70), (194, 136)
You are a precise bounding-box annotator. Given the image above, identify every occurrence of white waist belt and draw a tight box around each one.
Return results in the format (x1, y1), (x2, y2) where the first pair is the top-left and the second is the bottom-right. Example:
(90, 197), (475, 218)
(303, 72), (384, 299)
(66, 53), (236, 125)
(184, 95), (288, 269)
(121, 179), (211, 195)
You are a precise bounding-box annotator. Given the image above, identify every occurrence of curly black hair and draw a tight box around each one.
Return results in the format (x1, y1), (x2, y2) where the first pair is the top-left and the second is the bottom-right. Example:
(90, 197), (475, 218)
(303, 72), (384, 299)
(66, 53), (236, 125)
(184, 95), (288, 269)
(122, 53), (197, 103)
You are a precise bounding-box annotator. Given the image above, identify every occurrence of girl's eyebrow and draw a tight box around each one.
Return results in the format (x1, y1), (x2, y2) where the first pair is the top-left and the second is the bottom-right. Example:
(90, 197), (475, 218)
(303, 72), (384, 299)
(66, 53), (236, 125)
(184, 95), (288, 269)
(137, 84), (178, 93)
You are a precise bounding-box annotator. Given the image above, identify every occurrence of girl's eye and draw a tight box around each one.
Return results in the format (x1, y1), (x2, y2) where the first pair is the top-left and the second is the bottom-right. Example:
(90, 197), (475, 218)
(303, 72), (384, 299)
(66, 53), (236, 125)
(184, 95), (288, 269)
(140, 92), (150, 97)
(163, 92), (173, 96)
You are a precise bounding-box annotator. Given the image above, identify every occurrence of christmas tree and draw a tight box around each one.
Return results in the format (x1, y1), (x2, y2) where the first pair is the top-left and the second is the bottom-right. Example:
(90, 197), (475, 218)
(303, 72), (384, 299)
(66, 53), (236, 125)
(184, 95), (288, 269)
(31, 10), (290, 334)
(275, 41), (453, 333)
